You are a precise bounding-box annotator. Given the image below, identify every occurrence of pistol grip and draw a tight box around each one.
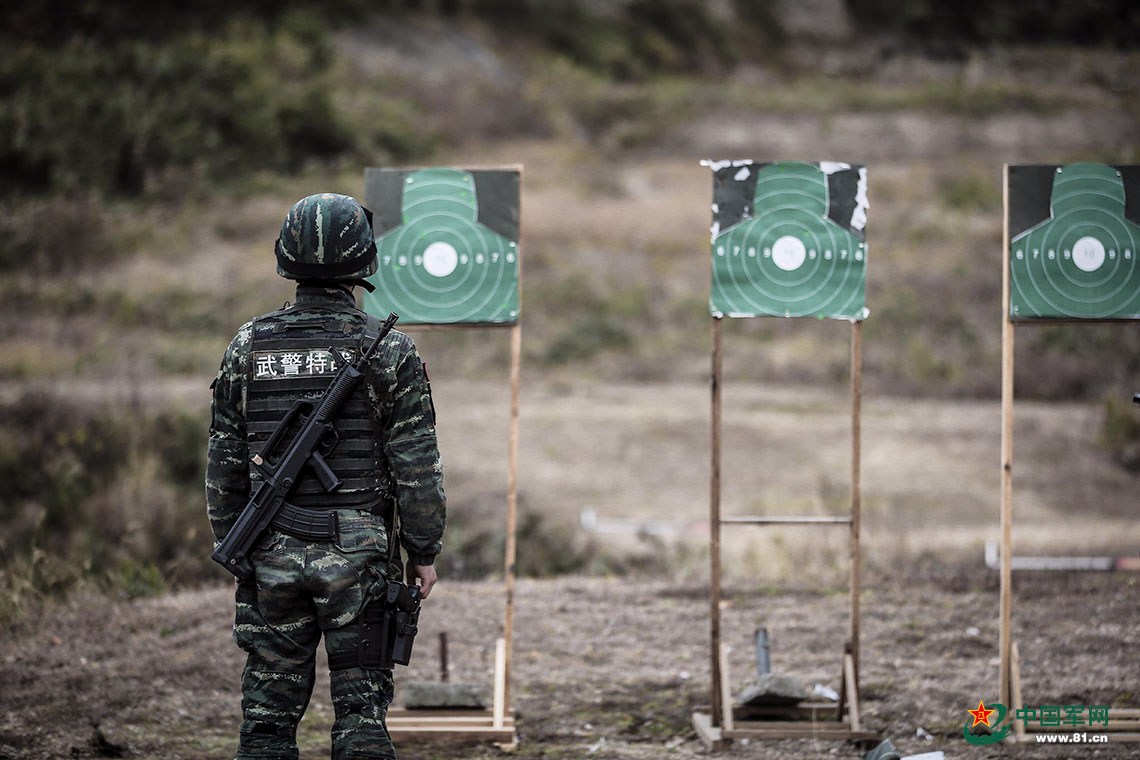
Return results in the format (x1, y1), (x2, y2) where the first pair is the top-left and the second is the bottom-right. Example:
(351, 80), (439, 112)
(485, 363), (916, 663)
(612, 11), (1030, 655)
(311, 451), (343, 493)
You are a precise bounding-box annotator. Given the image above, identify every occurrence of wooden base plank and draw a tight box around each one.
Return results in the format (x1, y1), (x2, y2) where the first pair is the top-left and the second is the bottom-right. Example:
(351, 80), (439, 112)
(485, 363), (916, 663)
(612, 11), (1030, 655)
(388, 725), (517, 743)
(707, 648), (871, 748)
(389, 720), (519, 729)
(1109, 710), (1140, 719)
(727, 721), (850, 731)
(387, 708), (517, 744)
(1006, 644), (1140, 741)
(696, 712), (879, 747)
(692, 711), (727, 751)
(390, 709), (499, 718)
(725, 726), (879, 741)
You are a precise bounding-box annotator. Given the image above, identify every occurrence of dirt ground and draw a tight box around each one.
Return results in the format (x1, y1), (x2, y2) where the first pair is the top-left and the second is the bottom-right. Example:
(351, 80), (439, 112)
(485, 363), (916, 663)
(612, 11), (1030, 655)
(1, 563), (1137, 760)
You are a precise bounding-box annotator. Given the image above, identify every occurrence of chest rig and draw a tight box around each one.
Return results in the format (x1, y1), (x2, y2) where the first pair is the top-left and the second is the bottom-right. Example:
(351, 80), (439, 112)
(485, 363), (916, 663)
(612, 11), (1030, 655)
(245, 303), (393, 514)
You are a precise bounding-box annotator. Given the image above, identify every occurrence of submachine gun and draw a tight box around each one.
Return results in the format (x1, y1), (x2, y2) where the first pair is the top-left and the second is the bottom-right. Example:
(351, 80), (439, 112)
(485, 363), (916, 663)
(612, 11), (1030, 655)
(212, 312), (399, 581)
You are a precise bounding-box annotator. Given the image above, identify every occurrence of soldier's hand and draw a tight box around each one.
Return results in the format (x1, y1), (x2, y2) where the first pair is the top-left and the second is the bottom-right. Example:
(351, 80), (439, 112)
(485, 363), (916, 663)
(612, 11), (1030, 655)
(407, 560), (437, 599)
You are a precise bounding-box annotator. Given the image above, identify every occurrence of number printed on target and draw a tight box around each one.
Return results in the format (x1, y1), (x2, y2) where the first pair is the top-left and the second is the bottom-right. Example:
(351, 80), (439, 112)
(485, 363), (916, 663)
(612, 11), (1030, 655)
(1008, 163), (1140, 321)
(361, 167), (520, 324)
(707, 160), (869, 320)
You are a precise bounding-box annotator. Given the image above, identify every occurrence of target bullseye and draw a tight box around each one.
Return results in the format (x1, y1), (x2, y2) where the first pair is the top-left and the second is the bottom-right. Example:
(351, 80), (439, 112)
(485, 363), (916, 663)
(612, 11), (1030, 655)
(772, 235), (806, 271)
(423, 241), (459, 277)
(1072, 236), (1105, 272)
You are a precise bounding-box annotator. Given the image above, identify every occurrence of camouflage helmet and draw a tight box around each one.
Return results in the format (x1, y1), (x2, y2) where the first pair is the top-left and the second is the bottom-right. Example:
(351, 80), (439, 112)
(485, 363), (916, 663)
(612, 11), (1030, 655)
(275, 193), (378, 287)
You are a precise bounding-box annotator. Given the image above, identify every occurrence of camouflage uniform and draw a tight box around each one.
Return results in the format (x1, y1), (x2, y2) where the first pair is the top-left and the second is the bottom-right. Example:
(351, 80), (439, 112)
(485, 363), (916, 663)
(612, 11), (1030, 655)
(207, 195), (445, 760)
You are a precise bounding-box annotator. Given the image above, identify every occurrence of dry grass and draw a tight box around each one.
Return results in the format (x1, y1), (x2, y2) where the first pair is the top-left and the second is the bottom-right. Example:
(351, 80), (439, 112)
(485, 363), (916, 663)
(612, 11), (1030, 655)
(426, 376), (1140, 588)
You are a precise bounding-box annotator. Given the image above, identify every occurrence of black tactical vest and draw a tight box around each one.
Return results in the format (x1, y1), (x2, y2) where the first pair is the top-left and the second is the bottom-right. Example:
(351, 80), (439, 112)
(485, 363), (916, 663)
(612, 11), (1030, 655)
(245, 302), (393, 512)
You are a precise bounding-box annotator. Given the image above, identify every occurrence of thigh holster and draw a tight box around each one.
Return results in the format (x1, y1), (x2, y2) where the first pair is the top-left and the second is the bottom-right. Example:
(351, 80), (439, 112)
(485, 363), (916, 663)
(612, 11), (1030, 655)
(327, 582), (421, 672)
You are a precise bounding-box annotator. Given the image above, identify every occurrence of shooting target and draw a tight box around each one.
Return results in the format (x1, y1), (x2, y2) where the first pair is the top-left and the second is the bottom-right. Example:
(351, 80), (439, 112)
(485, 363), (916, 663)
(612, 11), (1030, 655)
(707, 160), (868, 320)
(361, 167), (520, 325)
(1008, 163), (1140, 321)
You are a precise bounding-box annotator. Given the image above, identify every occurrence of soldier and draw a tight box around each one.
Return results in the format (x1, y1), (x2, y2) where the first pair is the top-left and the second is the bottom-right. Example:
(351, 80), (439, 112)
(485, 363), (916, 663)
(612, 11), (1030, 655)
(206, 193), (446, 759)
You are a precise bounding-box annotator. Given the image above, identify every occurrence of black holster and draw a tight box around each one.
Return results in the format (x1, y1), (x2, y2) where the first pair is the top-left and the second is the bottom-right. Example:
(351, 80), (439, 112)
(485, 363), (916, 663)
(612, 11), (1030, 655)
(359, 581), (421, 669)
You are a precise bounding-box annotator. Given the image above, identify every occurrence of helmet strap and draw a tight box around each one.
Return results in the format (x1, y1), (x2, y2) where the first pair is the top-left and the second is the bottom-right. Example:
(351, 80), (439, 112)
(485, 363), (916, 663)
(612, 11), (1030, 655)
(351, 278), (376, 293)
(295, 278), (373, 293)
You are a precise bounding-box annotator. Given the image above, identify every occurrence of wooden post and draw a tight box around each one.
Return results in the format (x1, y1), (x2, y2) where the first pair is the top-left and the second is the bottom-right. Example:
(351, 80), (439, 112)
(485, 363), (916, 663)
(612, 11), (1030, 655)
(1000, 164), (1015, 708)
(503, 321), (521, 711)
(439, 631), (449, 683)
(718, 643), (735, 732)
(836, 646), (847, 722)
(492, 637), (507, 730)
(710, 315), (724, 726)
(843, 652), (861, 732)
(849, 320), (862, 676)
(1010, 641), (1026, 740)
(502, 166), (523, 713)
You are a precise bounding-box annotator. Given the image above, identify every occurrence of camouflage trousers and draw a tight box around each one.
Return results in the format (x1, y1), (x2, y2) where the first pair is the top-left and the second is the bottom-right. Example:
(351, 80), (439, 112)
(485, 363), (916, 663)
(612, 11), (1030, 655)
(232, 511), (397, 760)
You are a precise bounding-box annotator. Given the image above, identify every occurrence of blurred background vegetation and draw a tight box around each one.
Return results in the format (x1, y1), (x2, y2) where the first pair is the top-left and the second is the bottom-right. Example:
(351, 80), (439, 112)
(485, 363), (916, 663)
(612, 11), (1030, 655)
(2, 0), (1139, 618)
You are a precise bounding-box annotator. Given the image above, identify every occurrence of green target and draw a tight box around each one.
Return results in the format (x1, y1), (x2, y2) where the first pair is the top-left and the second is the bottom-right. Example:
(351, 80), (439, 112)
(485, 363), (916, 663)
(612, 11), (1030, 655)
(708, 161), (868, 320)
(362, 167), (520, 325)
(1009, 163), (1140, 321)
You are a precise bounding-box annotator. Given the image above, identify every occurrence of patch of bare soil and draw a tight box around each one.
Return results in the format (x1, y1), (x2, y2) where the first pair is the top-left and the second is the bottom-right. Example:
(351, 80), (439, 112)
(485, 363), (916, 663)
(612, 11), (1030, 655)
(1, 566), (1138, 759)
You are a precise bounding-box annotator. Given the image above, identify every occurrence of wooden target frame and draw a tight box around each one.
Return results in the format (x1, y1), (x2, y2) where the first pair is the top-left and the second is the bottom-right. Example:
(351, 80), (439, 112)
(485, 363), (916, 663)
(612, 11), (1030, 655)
(998, 164), (1140, 744)
(363, 165), (523, 747)
(693, 318), (873, 749)
(692, 160), (875, 748)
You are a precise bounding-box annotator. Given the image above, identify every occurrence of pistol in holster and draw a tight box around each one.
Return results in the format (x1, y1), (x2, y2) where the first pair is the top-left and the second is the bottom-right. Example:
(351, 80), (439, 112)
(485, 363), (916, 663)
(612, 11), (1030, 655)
(359, 581), (421, 669)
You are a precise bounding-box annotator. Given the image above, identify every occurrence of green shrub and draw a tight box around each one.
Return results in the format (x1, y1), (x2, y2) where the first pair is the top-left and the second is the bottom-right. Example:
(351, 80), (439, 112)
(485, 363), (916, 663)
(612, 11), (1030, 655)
(0, 394), (215, 613)
(0, 196), (115, 274)
(846, 0), (1140, 49)
(0, 12), (432, 197)
(0, 394), (128, 519)
(939, 174), (1001, 212)
(146, 410), (208, 487)
(542, 311), (633, 365)
(112, 558), (166, 600)
(529, 0), (780, 80)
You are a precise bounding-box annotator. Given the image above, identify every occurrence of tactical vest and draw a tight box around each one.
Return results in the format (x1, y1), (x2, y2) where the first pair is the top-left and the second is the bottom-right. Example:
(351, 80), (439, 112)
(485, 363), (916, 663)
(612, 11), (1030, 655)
(245, 303), (393, 512)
